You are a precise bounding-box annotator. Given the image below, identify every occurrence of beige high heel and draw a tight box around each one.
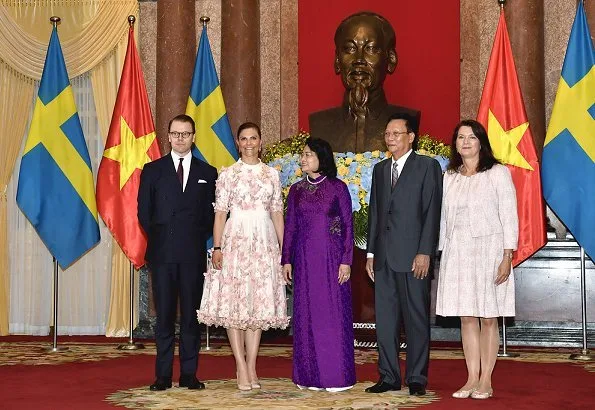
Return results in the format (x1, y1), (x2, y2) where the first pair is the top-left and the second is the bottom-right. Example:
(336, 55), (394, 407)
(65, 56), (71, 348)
(452, 387), (476, 398)
(236, 372), (252, 391)
(250, 380), (261, 389)
(471, 389), (493, 399)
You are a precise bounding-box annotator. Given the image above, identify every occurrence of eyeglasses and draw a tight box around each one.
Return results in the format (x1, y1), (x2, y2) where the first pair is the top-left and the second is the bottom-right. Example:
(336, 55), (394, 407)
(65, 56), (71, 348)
(169, 131), (194, 140)
(384, 131), (410, 139)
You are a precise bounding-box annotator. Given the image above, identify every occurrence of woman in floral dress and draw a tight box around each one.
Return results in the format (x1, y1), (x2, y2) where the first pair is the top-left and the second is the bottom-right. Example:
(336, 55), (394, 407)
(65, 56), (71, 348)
(197, 122), (289, 390)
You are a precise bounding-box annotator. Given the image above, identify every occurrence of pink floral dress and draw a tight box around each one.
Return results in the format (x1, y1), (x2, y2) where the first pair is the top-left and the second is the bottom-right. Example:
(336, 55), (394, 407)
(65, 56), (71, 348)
(197, 160), (290, 330)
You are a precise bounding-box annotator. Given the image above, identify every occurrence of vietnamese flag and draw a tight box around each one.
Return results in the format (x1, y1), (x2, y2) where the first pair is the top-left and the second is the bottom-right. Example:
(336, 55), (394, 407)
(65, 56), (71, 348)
(477, 9), (547, 266)
(96, 22), (161, 269)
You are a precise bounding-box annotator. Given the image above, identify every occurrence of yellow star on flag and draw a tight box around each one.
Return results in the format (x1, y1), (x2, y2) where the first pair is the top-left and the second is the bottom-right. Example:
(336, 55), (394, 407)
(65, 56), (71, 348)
(487, 110), (533, 170)
(103, 117), (156, 189)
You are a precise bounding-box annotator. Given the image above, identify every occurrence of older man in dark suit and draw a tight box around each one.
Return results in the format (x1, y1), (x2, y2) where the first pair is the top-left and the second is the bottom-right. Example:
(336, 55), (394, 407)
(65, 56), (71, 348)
(365, 112), (442, 396)
(138, 114), (217, 391)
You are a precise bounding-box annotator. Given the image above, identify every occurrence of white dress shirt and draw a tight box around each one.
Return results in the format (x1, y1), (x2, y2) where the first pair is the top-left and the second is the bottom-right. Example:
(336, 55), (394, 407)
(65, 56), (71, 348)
(367, 149), (413, 259)
(171, 151), (192, 191)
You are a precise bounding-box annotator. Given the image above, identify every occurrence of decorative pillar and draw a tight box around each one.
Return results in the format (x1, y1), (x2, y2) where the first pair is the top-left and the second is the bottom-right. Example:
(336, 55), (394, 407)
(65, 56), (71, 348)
(221, 0), (261, 134)
(280, 0), (299, 140)
(585, 0), (595, 41)
(155, 0), (196, 153)
(504, 0), (545, 153)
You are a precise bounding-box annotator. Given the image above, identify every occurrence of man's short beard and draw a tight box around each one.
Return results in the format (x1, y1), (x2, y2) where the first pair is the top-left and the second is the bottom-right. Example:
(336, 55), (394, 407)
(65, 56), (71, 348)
(348, 82), (369, 118)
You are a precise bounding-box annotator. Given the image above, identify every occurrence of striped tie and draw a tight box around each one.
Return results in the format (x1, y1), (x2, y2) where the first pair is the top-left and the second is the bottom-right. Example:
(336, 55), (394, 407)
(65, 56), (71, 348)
(391, 162), (399, 189)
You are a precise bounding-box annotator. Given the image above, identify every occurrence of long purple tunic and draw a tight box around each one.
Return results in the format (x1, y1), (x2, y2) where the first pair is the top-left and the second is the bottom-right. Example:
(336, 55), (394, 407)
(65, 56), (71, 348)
(282, 175), (356, 388)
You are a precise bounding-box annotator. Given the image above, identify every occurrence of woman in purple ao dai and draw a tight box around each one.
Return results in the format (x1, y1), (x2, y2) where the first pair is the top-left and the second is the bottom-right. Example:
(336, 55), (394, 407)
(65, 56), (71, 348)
(282, 137), (356, 392)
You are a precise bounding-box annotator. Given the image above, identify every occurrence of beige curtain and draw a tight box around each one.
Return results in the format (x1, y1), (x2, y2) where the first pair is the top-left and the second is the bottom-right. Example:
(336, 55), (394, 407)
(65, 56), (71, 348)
(90, 30), (141, 336)
(0, 0), (139, 335)
(0, 62), (34, 335)
(0, 0), (137, 80)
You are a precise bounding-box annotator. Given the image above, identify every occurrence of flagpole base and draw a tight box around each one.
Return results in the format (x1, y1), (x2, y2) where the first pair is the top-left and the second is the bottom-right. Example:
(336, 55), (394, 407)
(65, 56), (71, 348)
(497, 351), (520, 358)
(45, 346), (69, 353)
(569, 350), (594, 361)
(117, 341), (145, 350)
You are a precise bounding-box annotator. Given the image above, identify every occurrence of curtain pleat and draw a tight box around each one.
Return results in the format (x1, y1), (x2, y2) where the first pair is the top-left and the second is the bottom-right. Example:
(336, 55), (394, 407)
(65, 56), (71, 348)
(0, 61), (34, 335)
(1, 0), (139, 335)
(0, 0), (137, 80)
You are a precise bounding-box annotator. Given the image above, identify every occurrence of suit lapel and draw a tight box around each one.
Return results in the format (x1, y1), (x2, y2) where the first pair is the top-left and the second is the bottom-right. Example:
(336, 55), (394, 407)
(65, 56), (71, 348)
(382, 159), (392, 206)
(185, 157), (199, 194)
(391, 151), (417, 196)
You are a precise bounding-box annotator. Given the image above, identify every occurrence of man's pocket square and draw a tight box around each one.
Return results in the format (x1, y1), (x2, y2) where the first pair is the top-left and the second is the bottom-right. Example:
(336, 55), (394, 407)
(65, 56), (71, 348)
(198, 179), (208, 184)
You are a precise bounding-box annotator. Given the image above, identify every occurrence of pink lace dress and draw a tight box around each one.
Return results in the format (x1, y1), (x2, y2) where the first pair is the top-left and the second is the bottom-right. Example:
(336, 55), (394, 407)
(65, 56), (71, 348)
(197, 160), (290, 330)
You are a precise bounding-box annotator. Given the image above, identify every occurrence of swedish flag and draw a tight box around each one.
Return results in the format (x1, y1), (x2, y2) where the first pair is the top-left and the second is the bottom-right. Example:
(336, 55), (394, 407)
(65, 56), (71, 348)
(16, 27), (100, 268)
(186, 26), (238, 168)
(543, 1), (595, 260)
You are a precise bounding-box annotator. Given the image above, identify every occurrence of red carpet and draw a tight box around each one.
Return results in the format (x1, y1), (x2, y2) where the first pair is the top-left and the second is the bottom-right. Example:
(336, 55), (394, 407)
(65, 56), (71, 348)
(0, 337), (593, 409)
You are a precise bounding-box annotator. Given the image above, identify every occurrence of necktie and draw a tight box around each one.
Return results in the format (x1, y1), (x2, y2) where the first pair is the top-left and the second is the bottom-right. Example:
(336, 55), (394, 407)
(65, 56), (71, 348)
(177, 157), (184, 188)
(391, 161), (399, 189)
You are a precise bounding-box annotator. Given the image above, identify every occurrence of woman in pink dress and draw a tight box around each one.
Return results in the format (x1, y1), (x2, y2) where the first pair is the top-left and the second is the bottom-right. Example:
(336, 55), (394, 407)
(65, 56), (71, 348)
(197, 122), (289, 390)
(436, 120), (518, 400)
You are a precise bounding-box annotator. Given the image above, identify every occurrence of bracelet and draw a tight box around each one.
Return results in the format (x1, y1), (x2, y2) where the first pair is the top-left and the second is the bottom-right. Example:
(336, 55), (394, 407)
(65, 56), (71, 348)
(504, 252), (513, 259)
(213, 247), (221, 251)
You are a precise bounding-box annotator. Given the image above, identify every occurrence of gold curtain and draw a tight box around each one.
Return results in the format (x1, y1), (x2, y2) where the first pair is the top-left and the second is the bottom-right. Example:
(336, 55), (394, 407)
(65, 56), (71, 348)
(0, 0), (138, 335)
(0, 62), (35, 335)
(0, 0), (137, 80)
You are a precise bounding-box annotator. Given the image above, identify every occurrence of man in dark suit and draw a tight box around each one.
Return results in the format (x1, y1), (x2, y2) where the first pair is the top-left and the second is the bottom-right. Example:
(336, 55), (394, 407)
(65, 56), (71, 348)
(364, 112), (442, 396)
(138, 114), (217, 391)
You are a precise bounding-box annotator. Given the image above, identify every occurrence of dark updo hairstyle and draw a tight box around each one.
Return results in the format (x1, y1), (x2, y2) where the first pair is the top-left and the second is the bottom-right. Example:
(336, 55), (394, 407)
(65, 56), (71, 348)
(305, 137), (337, 179)
(447, 119), (500, 173)
(236, 121), (261, 139)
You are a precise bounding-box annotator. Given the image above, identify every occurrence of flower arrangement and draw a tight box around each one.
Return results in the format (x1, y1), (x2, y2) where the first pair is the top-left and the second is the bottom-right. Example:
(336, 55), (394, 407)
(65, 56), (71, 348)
(263, 132), (450, 248)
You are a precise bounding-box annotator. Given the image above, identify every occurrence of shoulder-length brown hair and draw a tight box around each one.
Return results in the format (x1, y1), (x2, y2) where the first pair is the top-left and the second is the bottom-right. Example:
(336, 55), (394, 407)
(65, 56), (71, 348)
(447, 119), (500, 173)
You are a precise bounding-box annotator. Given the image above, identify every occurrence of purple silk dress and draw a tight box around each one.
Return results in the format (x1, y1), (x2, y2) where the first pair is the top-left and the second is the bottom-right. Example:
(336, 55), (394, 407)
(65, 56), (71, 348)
(282, 175), (356, 388)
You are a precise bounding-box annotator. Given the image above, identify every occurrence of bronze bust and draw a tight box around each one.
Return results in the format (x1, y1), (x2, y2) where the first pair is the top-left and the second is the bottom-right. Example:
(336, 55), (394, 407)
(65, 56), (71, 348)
(309, 12), (420, 153)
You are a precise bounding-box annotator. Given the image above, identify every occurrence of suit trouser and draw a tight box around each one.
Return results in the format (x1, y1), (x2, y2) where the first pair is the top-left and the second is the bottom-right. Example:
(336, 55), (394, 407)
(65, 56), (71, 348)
(151, 262), (204, 379)
(375, 260), (430, 386)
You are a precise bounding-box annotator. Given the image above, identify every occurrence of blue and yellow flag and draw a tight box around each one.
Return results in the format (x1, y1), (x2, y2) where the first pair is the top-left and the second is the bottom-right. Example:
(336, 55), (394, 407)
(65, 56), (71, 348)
(16, 27), (100, 269)
(186, 26), (238, 169)
(542, 1), (595, 260)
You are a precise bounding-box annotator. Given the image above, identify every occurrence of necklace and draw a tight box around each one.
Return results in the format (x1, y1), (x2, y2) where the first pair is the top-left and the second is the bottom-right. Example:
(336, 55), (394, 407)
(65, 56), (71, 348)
(306, 175), (327, 185)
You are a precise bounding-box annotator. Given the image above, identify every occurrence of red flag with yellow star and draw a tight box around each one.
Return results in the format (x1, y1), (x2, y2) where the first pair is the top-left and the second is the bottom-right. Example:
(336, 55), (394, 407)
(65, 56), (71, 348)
(96, 23), (161, 269)
(477, 10), (547, 267)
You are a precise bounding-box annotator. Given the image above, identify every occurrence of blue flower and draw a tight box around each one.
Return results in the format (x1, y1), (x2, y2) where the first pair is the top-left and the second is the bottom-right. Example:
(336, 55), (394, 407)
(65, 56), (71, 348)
(434, 155), (450, 173)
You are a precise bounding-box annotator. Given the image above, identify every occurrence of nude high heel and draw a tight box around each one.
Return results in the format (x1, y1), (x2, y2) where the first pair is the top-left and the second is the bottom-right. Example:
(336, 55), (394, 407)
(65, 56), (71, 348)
(471, 389), (493, 399)
(236, 372), (252, 391)
(452, 387), (476, 398)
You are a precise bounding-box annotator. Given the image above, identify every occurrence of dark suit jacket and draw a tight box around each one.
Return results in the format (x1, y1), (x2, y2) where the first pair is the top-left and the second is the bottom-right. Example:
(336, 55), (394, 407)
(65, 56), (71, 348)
(366, 152), (442, 272)
(137, 154), (217, 266)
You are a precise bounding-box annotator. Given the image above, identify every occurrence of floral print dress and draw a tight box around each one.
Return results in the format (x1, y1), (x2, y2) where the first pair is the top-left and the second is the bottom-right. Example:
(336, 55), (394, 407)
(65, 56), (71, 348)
(197, 160), (290, 330)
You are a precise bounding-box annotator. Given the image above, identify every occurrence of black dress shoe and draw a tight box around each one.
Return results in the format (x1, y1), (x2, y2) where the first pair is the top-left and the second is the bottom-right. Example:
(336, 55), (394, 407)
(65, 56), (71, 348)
(409, 382), (426, 396)
(365, 379), (401, 393)
(179, 375), (205, 390)
(149, 378), (172, 391)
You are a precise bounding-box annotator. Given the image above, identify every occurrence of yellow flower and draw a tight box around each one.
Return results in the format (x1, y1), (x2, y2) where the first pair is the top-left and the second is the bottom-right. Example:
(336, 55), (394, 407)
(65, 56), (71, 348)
(338, 166), (349, 176)
(345, 157), (353, 165)
(295, 168), (302, 177)
(371, 150), (380, 158)
(356, 166), (362, 173)
(353, 177), (361, 186)
(355, 153), (364, 161)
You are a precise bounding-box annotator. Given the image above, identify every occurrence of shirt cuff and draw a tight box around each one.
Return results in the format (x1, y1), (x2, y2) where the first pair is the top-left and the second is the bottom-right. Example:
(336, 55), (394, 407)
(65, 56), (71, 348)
(367, 253), (374, 259)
